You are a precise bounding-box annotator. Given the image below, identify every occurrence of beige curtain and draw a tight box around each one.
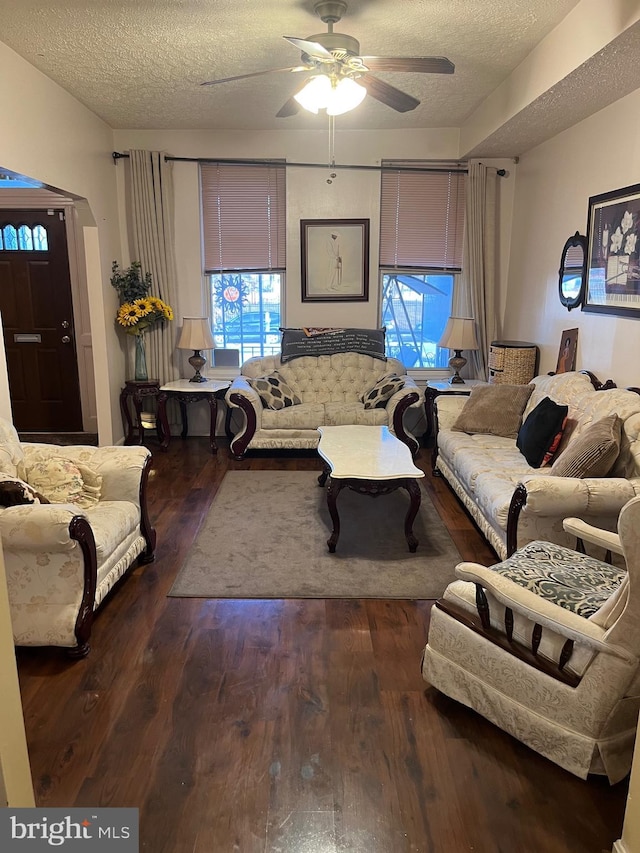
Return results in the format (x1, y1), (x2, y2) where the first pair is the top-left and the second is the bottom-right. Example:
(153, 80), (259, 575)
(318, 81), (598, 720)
(128, 150), (180, 384)
(453, 162), (499, 380)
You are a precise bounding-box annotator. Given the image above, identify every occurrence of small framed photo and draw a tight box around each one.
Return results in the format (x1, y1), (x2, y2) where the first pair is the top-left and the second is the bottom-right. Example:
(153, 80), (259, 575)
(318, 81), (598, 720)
(583, 182), (640, 317)
(556, 328), (578, 374)
(300, 218), (370, 302)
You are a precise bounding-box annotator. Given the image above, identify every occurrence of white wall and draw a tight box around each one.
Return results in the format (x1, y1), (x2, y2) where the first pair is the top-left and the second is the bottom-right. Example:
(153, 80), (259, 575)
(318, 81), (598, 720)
(114, 127), (463, 330)
(113, 128), (514, 369)
(504, 86), (640, 387)
(0, 41), (123, 442)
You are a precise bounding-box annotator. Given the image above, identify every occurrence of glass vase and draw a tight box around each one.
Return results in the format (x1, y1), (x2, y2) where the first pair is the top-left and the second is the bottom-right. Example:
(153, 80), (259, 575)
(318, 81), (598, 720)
(134, 334), (148, 381)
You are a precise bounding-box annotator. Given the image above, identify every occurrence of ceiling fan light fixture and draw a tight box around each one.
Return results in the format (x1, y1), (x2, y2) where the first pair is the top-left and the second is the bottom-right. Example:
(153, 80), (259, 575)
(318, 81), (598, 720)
(293, 74), (332, 113)
(326, 76), (366, 115)
(294, 74), (366, 115)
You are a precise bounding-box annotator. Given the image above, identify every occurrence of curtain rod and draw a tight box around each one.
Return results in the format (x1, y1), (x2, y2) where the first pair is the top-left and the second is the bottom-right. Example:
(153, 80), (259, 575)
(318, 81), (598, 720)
(111, 152), (506, 176)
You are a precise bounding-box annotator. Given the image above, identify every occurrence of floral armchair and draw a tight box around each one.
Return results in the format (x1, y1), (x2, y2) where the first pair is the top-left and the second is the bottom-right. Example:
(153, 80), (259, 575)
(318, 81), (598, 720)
(422, 496), (640, 783)
(0, 417), (155, 656)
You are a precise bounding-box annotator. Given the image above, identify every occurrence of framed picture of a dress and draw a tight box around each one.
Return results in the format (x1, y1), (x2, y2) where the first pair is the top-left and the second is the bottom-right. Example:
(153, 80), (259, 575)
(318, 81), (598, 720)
(300, 218), (369, 302)
(583, 183), (640, 317)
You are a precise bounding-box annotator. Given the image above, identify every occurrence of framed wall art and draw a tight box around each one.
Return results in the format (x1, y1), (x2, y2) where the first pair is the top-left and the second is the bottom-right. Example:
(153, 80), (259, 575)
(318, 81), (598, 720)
(555, 328), (578, 374)
(583, 182), (640, 317)
(300, 218), (370, 302)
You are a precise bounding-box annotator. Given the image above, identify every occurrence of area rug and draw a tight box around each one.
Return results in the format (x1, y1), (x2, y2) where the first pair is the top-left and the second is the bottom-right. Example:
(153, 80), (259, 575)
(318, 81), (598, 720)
(169, 470), (461, 599)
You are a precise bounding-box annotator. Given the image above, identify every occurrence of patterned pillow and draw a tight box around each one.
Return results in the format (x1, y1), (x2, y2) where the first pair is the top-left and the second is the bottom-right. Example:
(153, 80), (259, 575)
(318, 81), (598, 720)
(360, 373), (405, 409)
(488, 540), (625, 619)
(248, 371), (302, 410)
(452, 383), (534, 438)
(23, 458), (102, 508)
(549, 414), (622, 478)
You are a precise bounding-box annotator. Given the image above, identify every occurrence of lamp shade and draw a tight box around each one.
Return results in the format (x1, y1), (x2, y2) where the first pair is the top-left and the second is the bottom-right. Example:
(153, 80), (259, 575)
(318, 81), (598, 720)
(294, 75), (366, 116)
(438, 317), (479, 351)
(177, 317), (216, 351)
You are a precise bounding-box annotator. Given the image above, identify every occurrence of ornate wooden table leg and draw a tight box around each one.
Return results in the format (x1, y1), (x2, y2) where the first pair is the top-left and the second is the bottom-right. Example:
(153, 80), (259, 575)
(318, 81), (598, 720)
(401, 477), (422, 552)
(207, 395), (218, 454)
(179, 399), (189, 439)
(120, 388), (135, 445)
(326, 477), (344, 553)
(157, 391), (170, 452)
(317, 463), (331, 487)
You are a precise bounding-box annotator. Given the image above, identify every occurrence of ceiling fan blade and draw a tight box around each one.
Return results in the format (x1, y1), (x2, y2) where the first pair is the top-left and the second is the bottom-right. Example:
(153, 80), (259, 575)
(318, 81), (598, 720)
(276, 97), (301, 118)
(361, 56), (455, 75)
(201, 66), (308, 86)
(284, 36), (334, 62)
(359, 74), (420, 112)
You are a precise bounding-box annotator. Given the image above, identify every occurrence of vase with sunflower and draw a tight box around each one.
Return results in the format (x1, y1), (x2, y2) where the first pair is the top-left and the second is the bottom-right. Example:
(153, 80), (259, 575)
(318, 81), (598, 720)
(111, 261), (174, 380)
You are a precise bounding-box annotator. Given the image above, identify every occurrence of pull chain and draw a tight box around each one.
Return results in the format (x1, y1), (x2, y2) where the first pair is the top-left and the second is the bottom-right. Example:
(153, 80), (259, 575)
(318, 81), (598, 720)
(327, 115), (337, 184)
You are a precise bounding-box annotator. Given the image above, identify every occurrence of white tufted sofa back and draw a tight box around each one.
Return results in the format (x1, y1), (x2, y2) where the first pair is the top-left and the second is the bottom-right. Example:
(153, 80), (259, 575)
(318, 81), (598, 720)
(240, 352), (407, 404)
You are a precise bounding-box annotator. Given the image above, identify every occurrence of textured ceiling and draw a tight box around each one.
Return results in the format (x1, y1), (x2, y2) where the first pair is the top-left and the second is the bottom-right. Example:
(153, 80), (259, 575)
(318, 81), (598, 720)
(0, 0), (582, 132)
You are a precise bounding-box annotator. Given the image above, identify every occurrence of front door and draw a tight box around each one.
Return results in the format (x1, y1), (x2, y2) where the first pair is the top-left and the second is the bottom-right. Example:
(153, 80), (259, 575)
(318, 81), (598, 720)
(0, 209), (82, 431)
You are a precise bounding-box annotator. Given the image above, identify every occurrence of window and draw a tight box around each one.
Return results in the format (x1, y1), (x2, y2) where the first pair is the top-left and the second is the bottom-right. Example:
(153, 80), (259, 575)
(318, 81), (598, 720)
(379, 162), (466, 369)
(0, 222), (48, 251)
(200, 161), (286, 363)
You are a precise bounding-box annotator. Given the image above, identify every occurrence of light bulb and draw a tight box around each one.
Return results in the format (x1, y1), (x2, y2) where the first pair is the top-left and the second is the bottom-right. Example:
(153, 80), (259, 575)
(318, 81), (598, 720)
(326, 77), (367, 115)
(293, 75), (332, 114)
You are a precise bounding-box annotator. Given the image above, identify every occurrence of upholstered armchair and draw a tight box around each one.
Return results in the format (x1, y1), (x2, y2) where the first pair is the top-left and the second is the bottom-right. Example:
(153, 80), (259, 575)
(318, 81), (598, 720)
(422, 496), (640, 783)
(0, 417), (155, 657)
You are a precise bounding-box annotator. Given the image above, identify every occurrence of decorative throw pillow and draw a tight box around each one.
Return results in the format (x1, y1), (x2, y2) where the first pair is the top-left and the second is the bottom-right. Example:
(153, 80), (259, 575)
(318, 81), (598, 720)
(24, 458), (102, 508)
(548, 414), (622, 478)
(516, 396), (569, 468)
(360, 373), (405, 409)
(452, 383), (534, 438)
(0, 475), (49, 507)
(541, 416), (569, 467)
(248, 371), (302, 410)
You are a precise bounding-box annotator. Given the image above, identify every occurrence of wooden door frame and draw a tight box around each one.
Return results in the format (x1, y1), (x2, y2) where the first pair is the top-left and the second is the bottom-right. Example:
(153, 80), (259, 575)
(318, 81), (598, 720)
(0, 191), (97, 433)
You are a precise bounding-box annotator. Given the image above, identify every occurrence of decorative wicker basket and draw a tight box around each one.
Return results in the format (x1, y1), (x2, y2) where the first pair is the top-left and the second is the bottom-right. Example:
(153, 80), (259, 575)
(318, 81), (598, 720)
(489, 341), (538, 385)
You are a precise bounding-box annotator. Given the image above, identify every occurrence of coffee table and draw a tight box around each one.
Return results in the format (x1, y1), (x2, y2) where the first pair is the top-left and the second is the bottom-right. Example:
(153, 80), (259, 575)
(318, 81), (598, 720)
(317, 425), (425, 553)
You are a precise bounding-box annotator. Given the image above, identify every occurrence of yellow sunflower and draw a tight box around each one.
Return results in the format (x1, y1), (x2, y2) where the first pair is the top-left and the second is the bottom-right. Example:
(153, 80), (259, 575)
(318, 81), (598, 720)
(117, 302), (145, 328)
(134, 298), (154, 316)
(163, 304), (174, 321)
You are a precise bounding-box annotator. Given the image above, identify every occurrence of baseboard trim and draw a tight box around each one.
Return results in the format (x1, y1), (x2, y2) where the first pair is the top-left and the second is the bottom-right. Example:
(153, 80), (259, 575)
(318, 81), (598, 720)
(612, 839), (628, 853)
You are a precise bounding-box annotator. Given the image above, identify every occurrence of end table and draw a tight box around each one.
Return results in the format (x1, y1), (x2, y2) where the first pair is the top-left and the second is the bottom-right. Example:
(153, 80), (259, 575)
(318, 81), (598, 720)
(424, 379), (486, 441)
(156, 379), (231, 455)
(120, 380), (160, 446)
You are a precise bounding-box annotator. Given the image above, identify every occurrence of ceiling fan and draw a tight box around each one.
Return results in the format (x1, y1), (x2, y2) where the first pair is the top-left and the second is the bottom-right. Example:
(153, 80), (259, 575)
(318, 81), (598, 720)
(201, 0), (454, 118)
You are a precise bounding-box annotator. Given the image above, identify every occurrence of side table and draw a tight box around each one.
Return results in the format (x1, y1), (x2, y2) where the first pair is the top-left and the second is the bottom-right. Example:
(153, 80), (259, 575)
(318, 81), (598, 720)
(424, 379), (486, 442)
(120, 380), (160, 446)
(156, 379), (231, 455)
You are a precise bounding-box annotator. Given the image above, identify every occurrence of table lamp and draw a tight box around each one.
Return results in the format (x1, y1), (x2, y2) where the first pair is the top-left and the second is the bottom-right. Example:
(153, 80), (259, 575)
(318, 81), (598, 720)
(438, 317), (479, 384)
(177, 317), (216, 383)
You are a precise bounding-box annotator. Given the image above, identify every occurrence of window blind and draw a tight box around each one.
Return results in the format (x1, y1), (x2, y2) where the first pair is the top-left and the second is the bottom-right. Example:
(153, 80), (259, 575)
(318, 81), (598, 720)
(564, 243), (585, 269)
(379, 162), (466, 271)
(201, 162), (286, 272)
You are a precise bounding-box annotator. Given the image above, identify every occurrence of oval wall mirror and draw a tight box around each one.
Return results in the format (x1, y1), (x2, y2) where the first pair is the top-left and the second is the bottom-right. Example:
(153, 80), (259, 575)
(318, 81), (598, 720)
(559, 231), (587, 310)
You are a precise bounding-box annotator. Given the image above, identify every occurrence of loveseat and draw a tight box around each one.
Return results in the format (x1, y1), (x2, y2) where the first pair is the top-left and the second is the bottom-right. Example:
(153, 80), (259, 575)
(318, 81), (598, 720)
(0, 417), (155, 656)
(226, 352), (423, 459)
(432, 371), (640, 559)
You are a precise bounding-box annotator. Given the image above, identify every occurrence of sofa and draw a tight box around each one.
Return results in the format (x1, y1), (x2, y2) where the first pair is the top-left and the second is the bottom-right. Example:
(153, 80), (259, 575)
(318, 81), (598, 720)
(0, 417), (156, 656)
(226, 352), (423, 459)
(432, 370), (640, 559)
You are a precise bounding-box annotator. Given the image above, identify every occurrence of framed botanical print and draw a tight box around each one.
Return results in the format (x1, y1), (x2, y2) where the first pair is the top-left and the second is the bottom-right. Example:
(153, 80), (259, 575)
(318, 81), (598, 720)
(583, 183), (640, 317)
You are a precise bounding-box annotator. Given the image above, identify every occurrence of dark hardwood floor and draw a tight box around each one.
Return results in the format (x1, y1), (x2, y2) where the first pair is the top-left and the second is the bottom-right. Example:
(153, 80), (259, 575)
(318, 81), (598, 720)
(16, 438), (628, 852)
